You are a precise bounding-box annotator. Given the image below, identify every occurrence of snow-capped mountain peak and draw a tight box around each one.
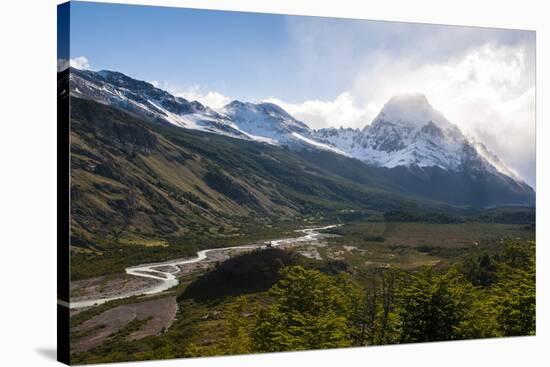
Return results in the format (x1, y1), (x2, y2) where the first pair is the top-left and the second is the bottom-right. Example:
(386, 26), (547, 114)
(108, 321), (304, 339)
(220, 100), (310, 135)
(314, 94), (528, 185)
(368, 93), (453, 131)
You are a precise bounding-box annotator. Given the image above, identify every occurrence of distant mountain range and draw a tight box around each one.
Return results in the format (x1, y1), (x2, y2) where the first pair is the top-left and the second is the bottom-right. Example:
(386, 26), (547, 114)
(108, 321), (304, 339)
(67, 67), (535, 213)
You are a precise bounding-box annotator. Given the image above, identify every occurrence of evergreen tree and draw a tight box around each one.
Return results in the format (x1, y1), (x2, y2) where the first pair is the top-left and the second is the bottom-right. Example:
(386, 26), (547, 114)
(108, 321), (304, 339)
(398, 267), (474, 343)
(492, 241), (536, 336)
(252, 266), (360, 352)
(222, 296), (252, 355)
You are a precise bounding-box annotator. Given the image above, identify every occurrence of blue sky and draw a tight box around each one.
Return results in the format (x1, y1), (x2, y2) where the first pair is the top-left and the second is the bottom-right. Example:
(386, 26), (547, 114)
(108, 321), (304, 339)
(69, 1), (532, 103)
(70, 2), (323, 102)
(67, 1), (536, 187)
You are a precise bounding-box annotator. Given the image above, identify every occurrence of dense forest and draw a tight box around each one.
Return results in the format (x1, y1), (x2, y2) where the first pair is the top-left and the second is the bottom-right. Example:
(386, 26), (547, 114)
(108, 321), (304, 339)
(214, 240), (536, 355)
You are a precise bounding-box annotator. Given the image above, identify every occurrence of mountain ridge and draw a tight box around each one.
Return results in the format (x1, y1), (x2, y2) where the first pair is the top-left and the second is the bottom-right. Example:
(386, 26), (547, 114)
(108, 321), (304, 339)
(67, 67), (534, 207)
(69, 96), (428, 247)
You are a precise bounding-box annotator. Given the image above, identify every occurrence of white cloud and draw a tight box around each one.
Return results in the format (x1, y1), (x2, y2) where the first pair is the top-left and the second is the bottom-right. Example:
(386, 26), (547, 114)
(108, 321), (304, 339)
(171, 85), (231, 109)
(69, 56), (90, 70)
(264, 93), (377, 130)
(265, 41), (535, 187)
(57, 56), (91, 71)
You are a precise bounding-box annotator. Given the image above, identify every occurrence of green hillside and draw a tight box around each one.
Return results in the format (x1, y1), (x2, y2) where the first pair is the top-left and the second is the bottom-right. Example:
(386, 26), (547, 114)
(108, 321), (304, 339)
(70, 98), (428, 277)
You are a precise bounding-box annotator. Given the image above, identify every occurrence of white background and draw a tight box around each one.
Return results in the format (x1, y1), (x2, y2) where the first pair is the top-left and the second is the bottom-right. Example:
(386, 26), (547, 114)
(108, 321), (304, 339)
(0, 0), (547, 365)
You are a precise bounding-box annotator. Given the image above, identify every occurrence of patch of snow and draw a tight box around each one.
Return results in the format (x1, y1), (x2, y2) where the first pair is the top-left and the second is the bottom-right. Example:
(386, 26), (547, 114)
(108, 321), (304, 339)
(473, 141), (523, 183)
(292, 132), (351, 156)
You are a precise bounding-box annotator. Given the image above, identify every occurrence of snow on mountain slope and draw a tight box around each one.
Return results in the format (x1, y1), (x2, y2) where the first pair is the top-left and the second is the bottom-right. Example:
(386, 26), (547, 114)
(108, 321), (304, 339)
(219, 101), (310, 144)
(70, 68), (334, 151)
(290, 132), (351, 156)
(472, 140), (523, 182)
(70, 68), (253, 139)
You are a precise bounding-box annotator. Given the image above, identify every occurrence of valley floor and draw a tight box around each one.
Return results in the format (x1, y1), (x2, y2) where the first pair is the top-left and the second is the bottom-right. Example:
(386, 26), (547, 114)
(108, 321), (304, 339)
(68, 217), (535, 364)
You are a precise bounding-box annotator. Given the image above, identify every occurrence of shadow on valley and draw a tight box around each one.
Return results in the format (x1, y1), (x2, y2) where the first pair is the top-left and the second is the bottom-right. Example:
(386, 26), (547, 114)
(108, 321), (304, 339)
(180, 249), (296, 303)
(180, 248), (351, 303)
